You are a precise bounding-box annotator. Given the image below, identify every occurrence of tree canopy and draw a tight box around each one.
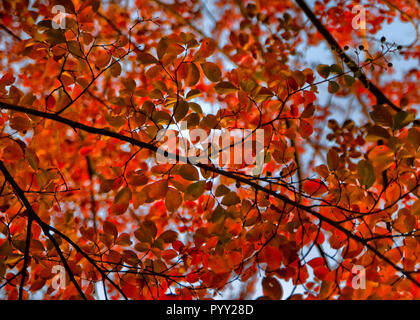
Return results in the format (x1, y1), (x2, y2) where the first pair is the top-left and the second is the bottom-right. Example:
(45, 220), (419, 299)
(0, 0), (419, 300)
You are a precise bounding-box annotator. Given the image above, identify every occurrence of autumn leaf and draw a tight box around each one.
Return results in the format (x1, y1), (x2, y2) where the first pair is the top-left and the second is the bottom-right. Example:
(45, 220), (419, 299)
(214, 81), (238, 95)
(111, 187), (132, 215)
(165, 187), (182, 212)
(302, 179), (328, 196)
(0, 0), (419, 302)
(357, 159), (375, 188)
(200, 62), (221, 82)
(186, 180), (205, 199)
(179, 164), (199, 181)
(137, 52), (158, 65)
(262, 277), (283, 300)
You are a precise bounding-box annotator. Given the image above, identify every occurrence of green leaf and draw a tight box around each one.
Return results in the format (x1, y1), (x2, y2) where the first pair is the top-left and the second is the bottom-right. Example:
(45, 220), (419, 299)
(328, 81), (339, 93)
(343, 75), (355, 87)
(330, 64), (343, 74)
(316, 64), (330, 78)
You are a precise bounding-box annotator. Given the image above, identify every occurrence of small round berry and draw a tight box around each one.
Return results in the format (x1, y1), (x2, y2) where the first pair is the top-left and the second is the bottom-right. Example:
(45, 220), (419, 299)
(388, 62), (393, 67)
(359, 45), (364, 50)
(380, 36), (386, 42)
(344, 45), (349, 51)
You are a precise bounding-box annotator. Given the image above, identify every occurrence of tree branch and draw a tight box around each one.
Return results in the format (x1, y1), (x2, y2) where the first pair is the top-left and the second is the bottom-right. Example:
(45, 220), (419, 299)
(0, 23), (21, 41)
(0, 161), (87, 299)
(18, 216), (32, 300)
(295, 0), (420, 125)
(1, 101), (419, 288)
